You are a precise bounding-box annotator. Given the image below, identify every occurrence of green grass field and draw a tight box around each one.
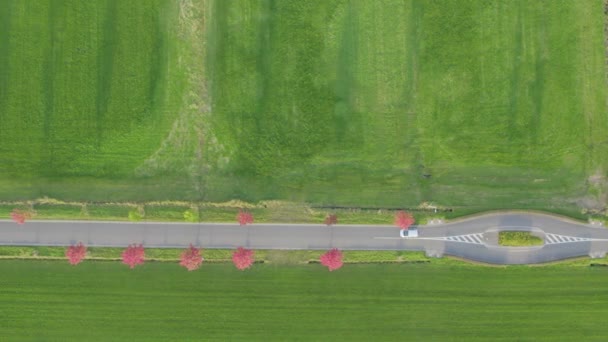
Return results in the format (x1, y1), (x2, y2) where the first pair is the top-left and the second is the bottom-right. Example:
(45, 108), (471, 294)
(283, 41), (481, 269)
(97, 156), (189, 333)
(0, 0), (204, 201)
(1, 260), (608, 340)
(499, 231), (544, 246)
(206, 0), (608, 212)
(0, 0), (606, 218)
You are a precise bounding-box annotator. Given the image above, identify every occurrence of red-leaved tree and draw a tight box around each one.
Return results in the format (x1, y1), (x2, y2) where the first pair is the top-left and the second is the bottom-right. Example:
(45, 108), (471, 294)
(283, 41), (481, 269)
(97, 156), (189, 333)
(394, 211), (415, 230)
(122, 244), (145, 269)
(65, 242), (87, 265)
(324, 214), (338, 226)
(11, 209), (32, 225)
(232, 247), (255, 270)
(320, 248), (343, 271)
(237, 210), (254, 225)
(179, 244), (204, 271)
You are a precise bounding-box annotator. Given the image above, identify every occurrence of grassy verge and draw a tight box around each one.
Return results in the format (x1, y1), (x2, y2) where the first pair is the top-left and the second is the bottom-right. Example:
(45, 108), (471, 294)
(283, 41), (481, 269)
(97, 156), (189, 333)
(0, 198), (596, 225)
(498, 231), (544, 246)
(2, 260), (608, 340)
(2, 245), (608, 267)
(0, 246), (441, 264)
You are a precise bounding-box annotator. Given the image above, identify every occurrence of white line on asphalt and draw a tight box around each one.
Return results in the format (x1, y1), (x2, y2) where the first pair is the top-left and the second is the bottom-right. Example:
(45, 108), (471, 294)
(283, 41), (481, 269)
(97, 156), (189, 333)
(542, 233), (608, 244)
(487, 226), (542, 230)
(374, 235), (490, 242)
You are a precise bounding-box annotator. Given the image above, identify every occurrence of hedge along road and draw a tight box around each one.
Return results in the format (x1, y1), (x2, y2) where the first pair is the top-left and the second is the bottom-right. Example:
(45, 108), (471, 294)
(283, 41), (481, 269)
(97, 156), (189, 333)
(1, 212), (608, 265)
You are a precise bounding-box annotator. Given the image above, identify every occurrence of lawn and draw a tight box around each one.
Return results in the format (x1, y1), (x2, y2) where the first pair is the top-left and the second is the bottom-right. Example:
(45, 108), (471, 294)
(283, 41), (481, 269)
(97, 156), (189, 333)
(1, 260), (608, 340)
(206, 0), (608, 212)
(0, 0), (204, 201)
(499, 231), (544, 246)
(0, 0), (606, 218)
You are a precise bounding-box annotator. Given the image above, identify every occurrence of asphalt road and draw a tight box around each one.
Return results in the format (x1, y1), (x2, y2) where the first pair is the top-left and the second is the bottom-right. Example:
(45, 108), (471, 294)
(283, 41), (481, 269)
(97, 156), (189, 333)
(1, 212), (607, 264)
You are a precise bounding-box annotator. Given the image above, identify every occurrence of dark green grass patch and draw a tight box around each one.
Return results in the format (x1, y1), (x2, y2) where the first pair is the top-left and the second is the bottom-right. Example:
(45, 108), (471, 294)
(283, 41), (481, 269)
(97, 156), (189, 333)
(499, 231), (544, 246)
(1, 261), (608, 340)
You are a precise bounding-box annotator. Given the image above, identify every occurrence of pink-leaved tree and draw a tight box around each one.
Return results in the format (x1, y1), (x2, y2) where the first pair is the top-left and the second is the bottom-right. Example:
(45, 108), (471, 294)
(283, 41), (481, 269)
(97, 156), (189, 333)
(324, 214), (338, 226)
(232, 247), (255, 270)
(179, 244), (204, 271)
(122, 244), (145, 269)
(320, 248), (343, 271)
(237, 210), (254, 226)
(65, 242), (87, 265)
(394, 210), (415, 230)
(11, 208), (33, 225)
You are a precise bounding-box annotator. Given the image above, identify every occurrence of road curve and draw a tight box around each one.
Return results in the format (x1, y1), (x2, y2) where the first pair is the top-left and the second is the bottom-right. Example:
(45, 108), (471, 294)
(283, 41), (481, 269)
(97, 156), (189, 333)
(1, 212), (607, 264)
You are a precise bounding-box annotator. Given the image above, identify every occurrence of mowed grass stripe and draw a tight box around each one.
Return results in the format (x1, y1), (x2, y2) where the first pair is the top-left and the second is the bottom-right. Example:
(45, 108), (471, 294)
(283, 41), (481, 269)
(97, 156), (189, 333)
(96, 0), (117, 145)
(1, 1), (50, 174)
(1, 261), (608, 340)
(0, 0), (12, 115)
(48, 0), (103, 173)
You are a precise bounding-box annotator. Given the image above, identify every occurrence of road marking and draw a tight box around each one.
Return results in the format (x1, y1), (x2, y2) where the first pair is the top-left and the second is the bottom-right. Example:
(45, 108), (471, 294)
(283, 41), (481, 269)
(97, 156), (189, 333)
(375, 234), (487, 245)
(377, 233), (608, 246)
(544, 233), (593, 245)
(443, 233), (486, 245)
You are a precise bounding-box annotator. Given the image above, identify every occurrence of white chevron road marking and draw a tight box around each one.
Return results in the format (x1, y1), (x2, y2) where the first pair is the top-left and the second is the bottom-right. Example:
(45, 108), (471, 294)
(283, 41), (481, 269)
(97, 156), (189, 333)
(544, 233), (592, 245)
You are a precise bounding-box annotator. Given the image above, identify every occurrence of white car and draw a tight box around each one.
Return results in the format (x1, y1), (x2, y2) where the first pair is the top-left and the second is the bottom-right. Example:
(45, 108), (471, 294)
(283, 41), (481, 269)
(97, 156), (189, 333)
(400, 227), (419, 238)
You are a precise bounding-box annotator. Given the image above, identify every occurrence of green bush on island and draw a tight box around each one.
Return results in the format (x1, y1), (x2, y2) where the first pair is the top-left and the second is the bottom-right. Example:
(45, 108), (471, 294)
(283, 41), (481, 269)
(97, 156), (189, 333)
(499, 231), (543, 246)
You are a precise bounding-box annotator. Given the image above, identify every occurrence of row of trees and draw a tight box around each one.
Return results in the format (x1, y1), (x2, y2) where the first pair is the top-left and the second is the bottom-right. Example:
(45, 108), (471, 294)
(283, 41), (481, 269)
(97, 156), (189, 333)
(64, 243), (345, 271)
(11, 208), (415, 230)
(15, 208), (415, 273)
